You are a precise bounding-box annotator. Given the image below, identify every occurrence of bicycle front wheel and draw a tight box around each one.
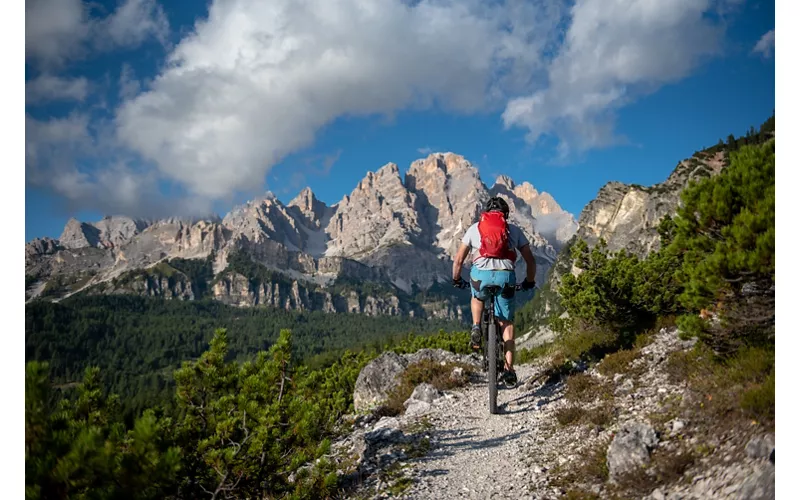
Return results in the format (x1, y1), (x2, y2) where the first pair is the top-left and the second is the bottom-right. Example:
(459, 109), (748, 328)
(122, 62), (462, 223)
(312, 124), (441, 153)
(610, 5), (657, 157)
(487, 321), (498, 414)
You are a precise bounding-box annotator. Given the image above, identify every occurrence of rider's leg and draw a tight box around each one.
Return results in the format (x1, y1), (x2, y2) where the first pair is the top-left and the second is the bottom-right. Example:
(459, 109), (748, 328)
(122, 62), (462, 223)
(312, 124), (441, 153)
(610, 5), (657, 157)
(494, 275), (516, 373)
(470, 297), (484, 325)
(469, 267), (489, 347)
(499, 320), (515, 371)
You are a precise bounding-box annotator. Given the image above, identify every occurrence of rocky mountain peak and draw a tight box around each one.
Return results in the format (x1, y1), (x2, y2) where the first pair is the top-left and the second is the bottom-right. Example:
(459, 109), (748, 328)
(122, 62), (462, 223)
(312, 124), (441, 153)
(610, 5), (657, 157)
(288, 187), (329, 229)
(59, 218), (102, 249)
(512, 181), (540, 205)
(327, 161), (423, 259)
(376, 162), (401, 177)
(493, 175), (516, 190)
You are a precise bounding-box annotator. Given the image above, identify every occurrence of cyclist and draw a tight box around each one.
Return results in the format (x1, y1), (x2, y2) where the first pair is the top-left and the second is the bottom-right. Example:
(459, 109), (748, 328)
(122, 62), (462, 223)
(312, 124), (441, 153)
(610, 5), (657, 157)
(452, 196), (536, 386)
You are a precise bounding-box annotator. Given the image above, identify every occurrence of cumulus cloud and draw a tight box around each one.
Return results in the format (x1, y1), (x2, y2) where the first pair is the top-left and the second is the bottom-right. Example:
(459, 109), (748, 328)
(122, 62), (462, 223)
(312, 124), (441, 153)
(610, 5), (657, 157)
(752, 30), (775, 58)
(96, 0), (170, 50)
(26, 74), (89, 103)
(27, 0), (739, 217)
(25, 0), (89, 69)
(115, 0), (563, 200)
(25, 0), (170, 69)
(25, 114), (207, 217)
(118, 63), (142, 100)
(503, 0), (726, 155)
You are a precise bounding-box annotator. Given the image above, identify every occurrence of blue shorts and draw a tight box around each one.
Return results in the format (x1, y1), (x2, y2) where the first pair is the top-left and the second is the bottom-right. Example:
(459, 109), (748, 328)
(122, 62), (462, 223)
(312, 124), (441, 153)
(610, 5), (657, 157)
(469, 267), (516, 322)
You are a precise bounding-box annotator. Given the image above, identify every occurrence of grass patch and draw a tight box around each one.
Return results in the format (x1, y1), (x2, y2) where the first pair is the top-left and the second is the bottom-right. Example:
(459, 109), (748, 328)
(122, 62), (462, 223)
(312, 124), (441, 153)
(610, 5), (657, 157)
(585, 405), (615, 428)
(378, 360), (474, 416)
(597, 350), (639, 376)
(517, 342), (555, 364)
(564, 490), (601, 500)
(555, 404), (614, 429)
(565, 373), (613, 403)
(665, 343), (774, 425)
(555, 406), (586, 426)
(378, 462), (414, 496)
(402, 437), (431, 459)
(560, 327), (618, 361)
(741, 369), (774, 421)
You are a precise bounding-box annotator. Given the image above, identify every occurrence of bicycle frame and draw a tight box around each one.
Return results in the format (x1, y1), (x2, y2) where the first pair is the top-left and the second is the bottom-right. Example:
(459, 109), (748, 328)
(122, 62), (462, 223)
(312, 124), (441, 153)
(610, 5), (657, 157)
(457, 278), (529, 414)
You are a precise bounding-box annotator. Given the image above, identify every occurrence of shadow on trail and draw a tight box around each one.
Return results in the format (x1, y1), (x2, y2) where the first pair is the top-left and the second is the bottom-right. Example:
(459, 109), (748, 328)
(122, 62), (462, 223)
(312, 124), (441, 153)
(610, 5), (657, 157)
(498, 378), (564, 415)
(411, 428), (530, 463)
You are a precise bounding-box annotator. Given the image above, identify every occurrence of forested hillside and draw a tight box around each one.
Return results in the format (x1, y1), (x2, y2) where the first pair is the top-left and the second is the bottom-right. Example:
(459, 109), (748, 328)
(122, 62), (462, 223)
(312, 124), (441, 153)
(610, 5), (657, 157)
(25, 295), (462, 419)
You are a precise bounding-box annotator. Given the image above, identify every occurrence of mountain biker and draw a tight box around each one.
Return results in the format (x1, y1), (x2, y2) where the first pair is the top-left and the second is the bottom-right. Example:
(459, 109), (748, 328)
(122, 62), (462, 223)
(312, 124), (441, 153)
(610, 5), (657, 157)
(452, 196), (536, 386)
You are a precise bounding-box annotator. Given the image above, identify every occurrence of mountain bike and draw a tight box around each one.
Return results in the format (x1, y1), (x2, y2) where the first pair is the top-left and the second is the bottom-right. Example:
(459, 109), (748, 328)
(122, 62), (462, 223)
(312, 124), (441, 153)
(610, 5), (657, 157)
(456, 279), (525, 414)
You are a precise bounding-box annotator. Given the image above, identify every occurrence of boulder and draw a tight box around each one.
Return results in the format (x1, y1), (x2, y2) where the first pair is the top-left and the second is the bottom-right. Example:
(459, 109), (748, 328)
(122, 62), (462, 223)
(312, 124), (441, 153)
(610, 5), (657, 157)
(607, 421), (659, 480)
(745, 434), (775, 462)
(736, 464), (775, 500)
(353, 349), (479, 412)
(353, 352), (408, 412)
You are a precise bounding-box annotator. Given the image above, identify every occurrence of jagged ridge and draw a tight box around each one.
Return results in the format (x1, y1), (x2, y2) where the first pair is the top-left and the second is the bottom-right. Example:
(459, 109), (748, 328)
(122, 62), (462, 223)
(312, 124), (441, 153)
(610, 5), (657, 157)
(25, 152), (579, 319)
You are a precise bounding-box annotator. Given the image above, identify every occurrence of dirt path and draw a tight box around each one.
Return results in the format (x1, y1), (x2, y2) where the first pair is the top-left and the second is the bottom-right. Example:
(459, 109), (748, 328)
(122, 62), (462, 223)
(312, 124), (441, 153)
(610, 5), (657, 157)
(398, 363), (565, 499)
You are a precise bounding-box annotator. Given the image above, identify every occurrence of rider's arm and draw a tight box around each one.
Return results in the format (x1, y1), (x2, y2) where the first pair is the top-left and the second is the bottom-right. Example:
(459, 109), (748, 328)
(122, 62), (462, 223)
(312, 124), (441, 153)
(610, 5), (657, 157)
(453, 243), (471, 281)
(519, 244), (537, 283)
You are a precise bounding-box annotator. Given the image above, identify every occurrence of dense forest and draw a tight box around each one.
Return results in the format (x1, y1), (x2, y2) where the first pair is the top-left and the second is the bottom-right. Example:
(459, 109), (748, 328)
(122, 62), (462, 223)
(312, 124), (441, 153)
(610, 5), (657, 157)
(25, 295), (463, 419)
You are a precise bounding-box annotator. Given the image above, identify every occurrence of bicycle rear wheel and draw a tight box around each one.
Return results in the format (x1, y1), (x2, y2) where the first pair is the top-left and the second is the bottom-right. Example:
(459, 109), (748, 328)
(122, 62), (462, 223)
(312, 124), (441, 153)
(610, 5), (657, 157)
(487, 320), (498, 414)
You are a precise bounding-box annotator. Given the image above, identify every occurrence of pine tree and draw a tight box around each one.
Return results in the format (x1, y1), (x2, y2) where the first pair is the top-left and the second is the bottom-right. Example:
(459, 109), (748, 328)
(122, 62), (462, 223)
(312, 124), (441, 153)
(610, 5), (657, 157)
(669, 140), (775, 352)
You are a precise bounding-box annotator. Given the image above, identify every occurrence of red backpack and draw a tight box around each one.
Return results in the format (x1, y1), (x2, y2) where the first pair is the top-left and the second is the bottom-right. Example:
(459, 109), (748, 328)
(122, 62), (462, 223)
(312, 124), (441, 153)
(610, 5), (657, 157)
(477, 211), (517, 261)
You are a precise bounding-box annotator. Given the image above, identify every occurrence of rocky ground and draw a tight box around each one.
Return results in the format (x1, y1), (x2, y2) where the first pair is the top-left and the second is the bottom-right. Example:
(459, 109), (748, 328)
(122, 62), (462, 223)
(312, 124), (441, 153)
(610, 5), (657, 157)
(332, 328), (775, 499)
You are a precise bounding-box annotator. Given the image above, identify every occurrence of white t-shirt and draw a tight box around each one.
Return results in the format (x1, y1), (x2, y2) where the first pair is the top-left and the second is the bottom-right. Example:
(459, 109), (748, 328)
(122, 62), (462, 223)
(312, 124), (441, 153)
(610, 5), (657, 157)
(461, 221), (530, 270)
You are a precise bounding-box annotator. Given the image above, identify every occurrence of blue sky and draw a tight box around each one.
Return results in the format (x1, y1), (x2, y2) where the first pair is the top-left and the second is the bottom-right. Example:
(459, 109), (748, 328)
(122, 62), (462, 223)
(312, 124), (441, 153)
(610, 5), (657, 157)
(25, 0), (775, 242)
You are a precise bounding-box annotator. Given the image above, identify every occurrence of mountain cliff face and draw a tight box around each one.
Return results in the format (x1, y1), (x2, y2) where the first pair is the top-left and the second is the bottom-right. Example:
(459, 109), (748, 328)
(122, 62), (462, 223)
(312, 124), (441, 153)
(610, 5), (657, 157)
(575, 150), (727, 257)
(26, 153), (576, 319)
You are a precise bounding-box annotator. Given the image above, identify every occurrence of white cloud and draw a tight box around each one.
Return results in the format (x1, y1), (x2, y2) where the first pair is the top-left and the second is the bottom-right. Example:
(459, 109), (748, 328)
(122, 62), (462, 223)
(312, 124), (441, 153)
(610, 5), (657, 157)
(115, 0), (563, 200)
(25, 0), (89, 69)
(96, 0), (170, 50)
(752, 30), (775, 58)
(25, 0), (170, 69)
(503, 0), (726, 155)
(119, 63), (142, 100)
(26, 0), (740, 217)
(26, 74), (89, 103)
(25, 114), (206, 217)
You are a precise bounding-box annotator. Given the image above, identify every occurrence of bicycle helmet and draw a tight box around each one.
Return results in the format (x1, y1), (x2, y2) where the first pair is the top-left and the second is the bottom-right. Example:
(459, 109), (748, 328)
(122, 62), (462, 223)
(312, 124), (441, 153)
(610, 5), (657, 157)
(484, 196), (510, 218)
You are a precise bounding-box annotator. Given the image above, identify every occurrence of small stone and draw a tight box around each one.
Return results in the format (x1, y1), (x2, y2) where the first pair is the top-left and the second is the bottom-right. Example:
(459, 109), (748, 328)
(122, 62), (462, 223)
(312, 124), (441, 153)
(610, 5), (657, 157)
(650, 488), (666, 500)
(670, 420), (686, 435)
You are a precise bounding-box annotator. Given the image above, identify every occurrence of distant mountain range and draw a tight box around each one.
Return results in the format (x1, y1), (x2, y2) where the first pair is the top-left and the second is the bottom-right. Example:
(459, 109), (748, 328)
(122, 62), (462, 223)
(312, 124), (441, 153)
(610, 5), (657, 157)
(25, 152), (578, 319)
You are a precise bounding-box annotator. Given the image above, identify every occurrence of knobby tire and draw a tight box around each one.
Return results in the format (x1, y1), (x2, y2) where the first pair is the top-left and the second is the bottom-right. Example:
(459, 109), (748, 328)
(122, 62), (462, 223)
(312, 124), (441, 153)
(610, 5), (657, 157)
(487, 320), (498, 414)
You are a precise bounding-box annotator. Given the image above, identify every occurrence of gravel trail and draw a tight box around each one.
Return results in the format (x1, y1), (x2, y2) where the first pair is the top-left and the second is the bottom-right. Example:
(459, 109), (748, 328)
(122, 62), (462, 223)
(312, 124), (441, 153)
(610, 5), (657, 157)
(399, 363), (564, 499)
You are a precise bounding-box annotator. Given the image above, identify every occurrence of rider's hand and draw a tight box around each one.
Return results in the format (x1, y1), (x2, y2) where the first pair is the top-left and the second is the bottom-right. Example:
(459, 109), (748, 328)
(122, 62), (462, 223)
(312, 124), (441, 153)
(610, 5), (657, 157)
(521, 279), (536, 291)
(452, 277), (465, 288)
